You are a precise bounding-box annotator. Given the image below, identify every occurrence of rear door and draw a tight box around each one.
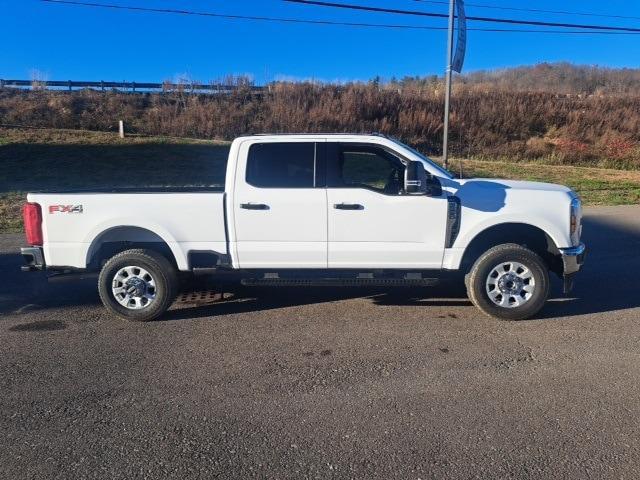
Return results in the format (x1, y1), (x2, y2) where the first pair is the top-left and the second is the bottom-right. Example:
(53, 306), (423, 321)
(233, 140), (327, 268)
(326, 142), (448, 268)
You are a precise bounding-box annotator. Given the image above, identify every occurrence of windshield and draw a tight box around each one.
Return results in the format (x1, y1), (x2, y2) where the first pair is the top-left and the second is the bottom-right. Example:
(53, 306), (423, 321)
(389, 138), (453, 179)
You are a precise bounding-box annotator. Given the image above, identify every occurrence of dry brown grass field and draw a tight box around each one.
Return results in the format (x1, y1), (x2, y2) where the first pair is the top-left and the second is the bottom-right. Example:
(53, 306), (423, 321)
(1, 73), (639, 169)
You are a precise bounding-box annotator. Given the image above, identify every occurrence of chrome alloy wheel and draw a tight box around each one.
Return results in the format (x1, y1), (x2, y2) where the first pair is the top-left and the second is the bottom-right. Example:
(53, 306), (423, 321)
(111, 265), (157, 310)
(485, 261), (535, 308)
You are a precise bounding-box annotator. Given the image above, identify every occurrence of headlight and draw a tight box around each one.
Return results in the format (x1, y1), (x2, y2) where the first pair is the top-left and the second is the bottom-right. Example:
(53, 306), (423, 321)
(570, 196), (582, 245)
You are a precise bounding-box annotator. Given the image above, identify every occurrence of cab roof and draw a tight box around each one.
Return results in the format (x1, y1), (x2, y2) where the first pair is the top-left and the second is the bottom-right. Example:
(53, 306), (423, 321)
(234, 133), (395, 143)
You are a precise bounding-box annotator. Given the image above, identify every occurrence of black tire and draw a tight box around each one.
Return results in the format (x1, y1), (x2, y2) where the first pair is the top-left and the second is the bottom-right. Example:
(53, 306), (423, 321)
(98, 249), (178, 321)
(466, 243), (550, 321)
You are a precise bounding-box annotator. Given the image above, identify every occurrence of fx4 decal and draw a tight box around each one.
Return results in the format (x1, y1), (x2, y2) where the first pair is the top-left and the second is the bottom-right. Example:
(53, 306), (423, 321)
(49, 205), (84, 214)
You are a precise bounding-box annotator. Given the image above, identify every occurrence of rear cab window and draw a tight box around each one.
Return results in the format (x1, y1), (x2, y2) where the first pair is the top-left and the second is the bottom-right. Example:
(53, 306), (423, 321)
(246, 142), (321, 188)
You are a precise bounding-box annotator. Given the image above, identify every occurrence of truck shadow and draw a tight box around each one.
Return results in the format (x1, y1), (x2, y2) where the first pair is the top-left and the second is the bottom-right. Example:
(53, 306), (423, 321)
(448, 179), (510, 213)
(1, 209), (639, 321)
(536, 210), (640, 319)
(0, 263), (100, 317)
(162, 285), (474, 322)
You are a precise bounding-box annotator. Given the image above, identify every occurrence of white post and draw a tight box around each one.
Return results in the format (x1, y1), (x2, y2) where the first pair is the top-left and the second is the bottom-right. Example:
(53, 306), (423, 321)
(118, 120), (125, 138)
(442, 0), (456, 170)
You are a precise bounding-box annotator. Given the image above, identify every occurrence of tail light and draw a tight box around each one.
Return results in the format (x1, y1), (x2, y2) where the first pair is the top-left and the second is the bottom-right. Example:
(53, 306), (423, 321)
(23, 202), (43, 246)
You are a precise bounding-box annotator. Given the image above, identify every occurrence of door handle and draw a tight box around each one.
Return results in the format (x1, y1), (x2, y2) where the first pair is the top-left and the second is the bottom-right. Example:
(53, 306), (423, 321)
(240, 203), (269, 210)
(334, 203), (364, 210)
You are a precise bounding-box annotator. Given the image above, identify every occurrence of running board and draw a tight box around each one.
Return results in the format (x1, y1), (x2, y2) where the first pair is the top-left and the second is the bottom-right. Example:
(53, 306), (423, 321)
(240, 278), (439, 287)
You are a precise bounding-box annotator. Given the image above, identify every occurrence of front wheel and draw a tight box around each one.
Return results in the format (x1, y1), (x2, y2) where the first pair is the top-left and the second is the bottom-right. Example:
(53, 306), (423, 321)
(466, 243), (550, 320)
(98, 249), (178, 321)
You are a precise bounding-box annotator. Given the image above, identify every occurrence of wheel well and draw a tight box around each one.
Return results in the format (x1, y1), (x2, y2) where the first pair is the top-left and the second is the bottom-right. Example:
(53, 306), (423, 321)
(460, 223), (562, 275)
(87, 226), (178, 271)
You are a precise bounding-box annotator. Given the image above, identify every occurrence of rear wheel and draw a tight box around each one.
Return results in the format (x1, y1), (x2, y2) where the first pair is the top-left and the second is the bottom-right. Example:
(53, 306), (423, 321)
(98, 249), (178, 321)
(467, 243), (549, 320)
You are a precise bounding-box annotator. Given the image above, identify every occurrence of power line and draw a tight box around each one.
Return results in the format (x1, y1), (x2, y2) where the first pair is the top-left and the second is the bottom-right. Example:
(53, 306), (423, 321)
(410, 0), (640, 21)
(40, 0), (640, 35)
(284, 0), (640, 33)
(40, 0), (445, 30)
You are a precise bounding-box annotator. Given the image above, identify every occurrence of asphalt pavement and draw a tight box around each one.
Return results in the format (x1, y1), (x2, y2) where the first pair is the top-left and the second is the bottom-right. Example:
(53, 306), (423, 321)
(1, 205), (640, 479)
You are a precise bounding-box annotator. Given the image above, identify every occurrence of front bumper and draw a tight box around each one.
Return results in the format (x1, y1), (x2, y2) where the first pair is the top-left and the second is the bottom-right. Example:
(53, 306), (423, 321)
(559, 243), (586, 293)
(21, 246), (45, 272)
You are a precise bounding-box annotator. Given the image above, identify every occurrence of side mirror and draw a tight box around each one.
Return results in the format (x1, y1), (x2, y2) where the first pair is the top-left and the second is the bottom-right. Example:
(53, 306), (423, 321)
(404, 160), (429, 195)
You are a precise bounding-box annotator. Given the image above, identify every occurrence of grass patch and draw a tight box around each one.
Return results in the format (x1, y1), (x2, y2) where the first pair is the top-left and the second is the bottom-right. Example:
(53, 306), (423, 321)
(0, 127), (230, 193)
(0, 192), (24, 233)
(1, 127), (638, 233)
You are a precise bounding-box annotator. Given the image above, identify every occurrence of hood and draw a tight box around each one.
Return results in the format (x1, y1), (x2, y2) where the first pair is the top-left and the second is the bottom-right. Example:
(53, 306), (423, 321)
(446, 177), (574, 213)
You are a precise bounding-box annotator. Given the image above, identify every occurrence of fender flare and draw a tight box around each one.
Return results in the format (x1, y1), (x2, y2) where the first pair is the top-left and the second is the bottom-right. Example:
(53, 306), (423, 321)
(453, 215), (566, 252)
(82, 218), (188, 270)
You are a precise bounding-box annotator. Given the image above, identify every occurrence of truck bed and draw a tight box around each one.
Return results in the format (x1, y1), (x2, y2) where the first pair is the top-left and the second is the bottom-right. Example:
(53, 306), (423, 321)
(28, 190), (227, 271)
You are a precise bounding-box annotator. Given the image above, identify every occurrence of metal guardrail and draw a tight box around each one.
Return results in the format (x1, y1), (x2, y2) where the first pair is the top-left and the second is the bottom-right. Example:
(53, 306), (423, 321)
(0, 79), (266, 94)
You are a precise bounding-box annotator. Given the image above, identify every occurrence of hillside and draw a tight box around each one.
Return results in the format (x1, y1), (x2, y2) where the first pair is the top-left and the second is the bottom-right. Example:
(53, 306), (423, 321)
(1, 63), (639, 169)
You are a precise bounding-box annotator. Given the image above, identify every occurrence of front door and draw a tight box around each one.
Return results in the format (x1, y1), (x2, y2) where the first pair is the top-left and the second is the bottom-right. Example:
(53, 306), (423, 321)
(326, 143), (448, 269)
(233, 140), (327, 268)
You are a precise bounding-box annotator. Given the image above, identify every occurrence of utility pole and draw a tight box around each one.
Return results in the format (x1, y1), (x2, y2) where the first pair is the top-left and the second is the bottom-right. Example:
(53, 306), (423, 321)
(442, 0), (456, 170)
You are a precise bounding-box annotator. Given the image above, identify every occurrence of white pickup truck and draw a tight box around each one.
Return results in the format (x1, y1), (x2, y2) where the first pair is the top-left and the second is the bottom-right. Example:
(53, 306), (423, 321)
(21, 134), (585, 321)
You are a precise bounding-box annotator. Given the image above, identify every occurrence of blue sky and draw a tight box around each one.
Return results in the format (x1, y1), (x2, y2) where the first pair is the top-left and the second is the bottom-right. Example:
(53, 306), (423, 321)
(3, 0), (639, 84)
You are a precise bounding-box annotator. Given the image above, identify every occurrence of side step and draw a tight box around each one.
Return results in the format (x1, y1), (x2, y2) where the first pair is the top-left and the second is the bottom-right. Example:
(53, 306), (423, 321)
(241, 278), (439, 287)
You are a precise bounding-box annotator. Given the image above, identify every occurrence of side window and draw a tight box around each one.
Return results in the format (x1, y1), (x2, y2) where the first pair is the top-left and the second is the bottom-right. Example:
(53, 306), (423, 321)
(247, 142), (316, 188)
(332, 146), (404, 194)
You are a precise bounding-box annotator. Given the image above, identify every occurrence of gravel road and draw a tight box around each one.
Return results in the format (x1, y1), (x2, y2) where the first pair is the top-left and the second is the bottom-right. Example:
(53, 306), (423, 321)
(1, 205), (639, 479)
